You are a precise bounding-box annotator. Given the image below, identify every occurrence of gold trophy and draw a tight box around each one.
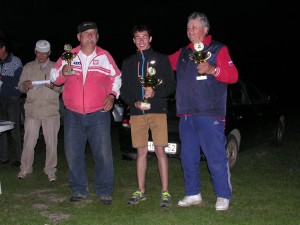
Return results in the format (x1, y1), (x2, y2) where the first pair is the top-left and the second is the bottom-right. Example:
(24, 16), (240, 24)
(138, 66), (163, 109)
(61, 44), (76, 75)
(189, 42), (212, 80)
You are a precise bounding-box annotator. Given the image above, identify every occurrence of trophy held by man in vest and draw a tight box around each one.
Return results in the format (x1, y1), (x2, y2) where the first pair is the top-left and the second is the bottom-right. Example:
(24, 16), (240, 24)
(138, 66), (162, 109)
(189, 42), (211, 80)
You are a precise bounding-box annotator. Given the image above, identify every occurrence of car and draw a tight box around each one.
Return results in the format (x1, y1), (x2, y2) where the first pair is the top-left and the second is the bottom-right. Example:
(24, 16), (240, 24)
(118, 77), (286, 169)
(111, 98), (125, 124)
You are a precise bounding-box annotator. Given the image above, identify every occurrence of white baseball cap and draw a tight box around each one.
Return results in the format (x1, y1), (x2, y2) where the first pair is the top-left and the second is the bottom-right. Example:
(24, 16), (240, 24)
(35, 40), (51, 53)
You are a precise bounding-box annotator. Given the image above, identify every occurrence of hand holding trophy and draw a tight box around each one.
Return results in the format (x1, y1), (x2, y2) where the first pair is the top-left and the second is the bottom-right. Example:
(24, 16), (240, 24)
(61, 44), (76, 75)
(138, 66), (163, 109)
(189, 42), (212, 80)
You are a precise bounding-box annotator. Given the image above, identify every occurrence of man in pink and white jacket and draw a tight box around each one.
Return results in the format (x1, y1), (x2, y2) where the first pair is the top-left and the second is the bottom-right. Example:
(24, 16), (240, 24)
(50, 21), (121, 205)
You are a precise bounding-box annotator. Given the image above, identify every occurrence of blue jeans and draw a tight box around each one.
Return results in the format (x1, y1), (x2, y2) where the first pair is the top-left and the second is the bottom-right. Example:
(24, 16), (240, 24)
(64, 108), (114, 198)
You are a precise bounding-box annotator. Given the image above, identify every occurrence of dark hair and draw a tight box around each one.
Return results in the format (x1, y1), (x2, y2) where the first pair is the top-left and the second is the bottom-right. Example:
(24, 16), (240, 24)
(131, 24), (152, 37)
(0, 37), (12, 54)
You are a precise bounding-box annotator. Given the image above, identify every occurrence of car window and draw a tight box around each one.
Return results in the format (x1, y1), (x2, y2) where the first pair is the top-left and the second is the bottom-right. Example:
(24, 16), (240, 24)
(244, 80), (266, 104)
(228, 81), (250, 106)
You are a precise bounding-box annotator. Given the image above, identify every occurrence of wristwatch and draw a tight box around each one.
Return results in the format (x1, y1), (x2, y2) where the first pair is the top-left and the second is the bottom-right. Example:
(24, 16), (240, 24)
(213, 67), (218, 76)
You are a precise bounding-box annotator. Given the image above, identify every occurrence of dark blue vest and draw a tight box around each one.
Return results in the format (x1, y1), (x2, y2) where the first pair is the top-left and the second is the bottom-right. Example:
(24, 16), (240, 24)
(175, 40), (228, 116)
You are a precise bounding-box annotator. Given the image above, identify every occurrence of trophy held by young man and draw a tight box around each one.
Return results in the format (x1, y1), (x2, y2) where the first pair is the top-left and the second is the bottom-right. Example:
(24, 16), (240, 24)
(138, 66), (162, 109)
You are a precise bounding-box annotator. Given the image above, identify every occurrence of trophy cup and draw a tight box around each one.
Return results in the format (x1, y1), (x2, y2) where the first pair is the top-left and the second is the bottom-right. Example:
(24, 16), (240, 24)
(61, 44), (76, 75)
(189, 42), (212, 80)
(138, 66), (163, 109)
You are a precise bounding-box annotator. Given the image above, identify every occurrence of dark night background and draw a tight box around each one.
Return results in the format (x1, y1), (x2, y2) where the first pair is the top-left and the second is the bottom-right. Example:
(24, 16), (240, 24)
(1, 0), (298, 108)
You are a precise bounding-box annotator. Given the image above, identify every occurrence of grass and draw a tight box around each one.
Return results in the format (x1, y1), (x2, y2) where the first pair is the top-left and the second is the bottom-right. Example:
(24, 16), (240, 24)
(0, 111), (299, 225)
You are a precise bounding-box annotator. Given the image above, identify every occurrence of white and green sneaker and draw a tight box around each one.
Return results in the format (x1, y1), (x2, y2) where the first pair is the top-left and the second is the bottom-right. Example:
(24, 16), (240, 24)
(160, 191), (172, 207)
(128, 190), (146, 205)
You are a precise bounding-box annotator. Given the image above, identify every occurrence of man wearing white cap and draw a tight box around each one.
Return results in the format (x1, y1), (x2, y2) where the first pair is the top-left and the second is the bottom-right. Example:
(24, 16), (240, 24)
(17, 40), (62, 182)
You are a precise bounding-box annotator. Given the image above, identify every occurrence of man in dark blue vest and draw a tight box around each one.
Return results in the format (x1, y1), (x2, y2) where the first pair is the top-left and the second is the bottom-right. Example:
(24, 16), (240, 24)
(169, 12), (238, 211)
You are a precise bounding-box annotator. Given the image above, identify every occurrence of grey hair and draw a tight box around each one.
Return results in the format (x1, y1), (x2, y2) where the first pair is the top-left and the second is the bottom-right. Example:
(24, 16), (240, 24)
(188, 12), (210, 34)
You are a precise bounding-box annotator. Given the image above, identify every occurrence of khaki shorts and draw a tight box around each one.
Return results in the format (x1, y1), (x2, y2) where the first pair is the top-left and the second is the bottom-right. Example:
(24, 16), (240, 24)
(130, 114), (168, 148)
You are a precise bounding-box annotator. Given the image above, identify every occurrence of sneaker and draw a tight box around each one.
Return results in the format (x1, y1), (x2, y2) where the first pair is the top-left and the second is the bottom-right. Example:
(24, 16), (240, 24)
(48, 173), (57, 182)
(70, 195), (87, 202)
(100, 196), (112, 205)
(178, 193), (202, 207)
(18, 171), (27, 179)
(215, 197), (229, 211)
(0, 159), (9, 165)
(128, 190), (146, 205)
(160, 191), (171, 207)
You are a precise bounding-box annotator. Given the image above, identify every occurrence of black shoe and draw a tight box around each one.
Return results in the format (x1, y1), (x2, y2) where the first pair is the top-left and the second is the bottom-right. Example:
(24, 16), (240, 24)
(70, 195), (86, 202)
(11, 161), (21, 166)
(100, 196), (112, 205)
(0, 159), (9, 165)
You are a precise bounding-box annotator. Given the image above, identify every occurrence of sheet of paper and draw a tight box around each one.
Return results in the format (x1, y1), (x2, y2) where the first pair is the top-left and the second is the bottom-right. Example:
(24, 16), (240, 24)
(32, 80), (51, 89)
